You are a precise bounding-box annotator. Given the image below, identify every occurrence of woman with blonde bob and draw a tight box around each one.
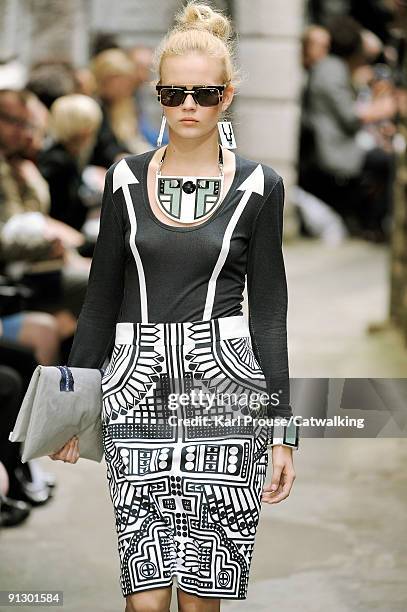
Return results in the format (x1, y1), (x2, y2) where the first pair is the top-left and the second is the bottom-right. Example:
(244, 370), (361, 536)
(49, 94), (102, 152)
(54, 2), (300, 610)
(39, 94), (102, 231)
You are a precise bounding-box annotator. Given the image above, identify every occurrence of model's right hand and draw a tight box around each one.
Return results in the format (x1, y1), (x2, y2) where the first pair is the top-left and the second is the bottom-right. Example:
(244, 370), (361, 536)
(262, 445), (296, 504)
(48, 435), (79, 463)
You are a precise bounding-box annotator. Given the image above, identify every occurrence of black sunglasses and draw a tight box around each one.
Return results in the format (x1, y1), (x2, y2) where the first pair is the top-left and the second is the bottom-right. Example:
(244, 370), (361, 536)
(156, 85), (225, 107)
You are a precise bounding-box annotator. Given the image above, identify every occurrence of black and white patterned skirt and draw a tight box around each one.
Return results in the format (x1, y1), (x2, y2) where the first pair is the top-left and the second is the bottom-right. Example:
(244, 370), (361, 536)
(101, 314), (277, 600)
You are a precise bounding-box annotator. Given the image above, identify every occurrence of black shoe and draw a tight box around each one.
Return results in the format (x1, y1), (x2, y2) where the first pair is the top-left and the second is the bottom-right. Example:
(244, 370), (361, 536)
(0, 495), (31, 527)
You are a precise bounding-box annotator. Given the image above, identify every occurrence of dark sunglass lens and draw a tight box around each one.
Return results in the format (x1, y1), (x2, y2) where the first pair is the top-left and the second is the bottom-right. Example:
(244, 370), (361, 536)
(160, 88), (184, 106)
(196, 88), (220, 106)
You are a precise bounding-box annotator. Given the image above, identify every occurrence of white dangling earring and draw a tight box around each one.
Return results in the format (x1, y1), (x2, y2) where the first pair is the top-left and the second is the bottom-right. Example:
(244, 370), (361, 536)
(217, 120), (237, 149)
(156, 113), (167, 147)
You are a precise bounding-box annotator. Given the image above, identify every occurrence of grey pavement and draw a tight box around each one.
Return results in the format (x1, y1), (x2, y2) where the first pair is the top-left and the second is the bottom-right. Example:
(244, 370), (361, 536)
(1, 238), (406, 612)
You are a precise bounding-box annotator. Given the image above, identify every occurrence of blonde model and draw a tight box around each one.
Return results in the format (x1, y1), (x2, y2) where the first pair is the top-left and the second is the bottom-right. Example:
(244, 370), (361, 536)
(51, 3), (299, 611)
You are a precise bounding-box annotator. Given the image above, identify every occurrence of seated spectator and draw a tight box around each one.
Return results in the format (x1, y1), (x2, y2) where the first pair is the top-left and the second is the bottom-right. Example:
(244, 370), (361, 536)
(300, 16), (397, 240)
(38, 94), (103, 232)
(74, 67), (97, 98)
(299, 25), (331, 196)
(24, 92), (50, 165)
(0, 365), (26, 507)
(301, 25), (331, 71)
(128, 44), (169, 147)
(90, 32), (120, 57)
(0, 364), (52, 524)
(26, 61), (76, 109)
(90, 48), (151, 168)
(0, 88), (90, 348)
(0, 312), (59, 365)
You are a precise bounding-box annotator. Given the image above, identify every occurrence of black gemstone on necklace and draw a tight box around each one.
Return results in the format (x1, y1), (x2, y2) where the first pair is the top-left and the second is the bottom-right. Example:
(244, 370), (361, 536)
(182, 180), (196, 194)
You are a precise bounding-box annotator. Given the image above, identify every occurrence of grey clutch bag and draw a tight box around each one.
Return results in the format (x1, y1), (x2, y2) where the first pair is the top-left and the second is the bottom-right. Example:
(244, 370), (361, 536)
(8, 365), (105, 463)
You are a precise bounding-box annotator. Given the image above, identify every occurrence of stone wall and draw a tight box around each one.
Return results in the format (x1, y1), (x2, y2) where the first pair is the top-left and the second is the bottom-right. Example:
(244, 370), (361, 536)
(0, 0), (88, 66)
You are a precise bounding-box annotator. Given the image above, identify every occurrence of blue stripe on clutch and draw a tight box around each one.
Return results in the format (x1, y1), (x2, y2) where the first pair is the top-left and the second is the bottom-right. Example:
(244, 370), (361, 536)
(57, 366), (74, 392)
(57, 366), (105, 392)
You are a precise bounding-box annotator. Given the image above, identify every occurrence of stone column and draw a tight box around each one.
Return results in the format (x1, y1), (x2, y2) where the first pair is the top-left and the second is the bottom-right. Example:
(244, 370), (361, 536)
(233, 0), (304, 238)
(27, 0), (89, 67)
(389, 140), (407, 340)
(389, 10), (407, 342)
(0, 0), (31, 63)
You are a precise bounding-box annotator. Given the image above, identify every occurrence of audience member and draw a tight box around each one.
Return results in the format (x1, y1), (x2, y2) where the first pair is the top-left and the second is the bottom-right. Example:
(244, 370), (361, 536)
(74, 67), (97, 98)
(301, 25), (331, 70)
(90, 48), (151, 168)
(90, 32), (120, 58)
(0, 363), (53, 527)
(0, 88), (90, 352)
(300, 16), (397, 240)
(127, 45), (167, 146)
(1, 312), (59, 365)
(38, 94), (103, 232)
(24, 92), (50, 164)
(27, 61), (76, 109)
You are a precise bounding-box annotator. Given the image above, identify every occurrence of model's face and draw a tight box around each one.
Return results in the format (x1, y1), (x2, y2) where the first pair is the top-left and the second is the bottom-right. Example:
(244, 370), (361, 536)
(159, 53), (234, 141)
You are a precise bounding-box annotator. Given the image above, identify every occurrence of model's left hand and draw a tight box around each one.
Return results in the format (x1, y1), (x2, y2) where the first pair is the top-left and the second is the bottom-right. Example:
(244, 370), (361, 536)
(262, 445), (296, 504)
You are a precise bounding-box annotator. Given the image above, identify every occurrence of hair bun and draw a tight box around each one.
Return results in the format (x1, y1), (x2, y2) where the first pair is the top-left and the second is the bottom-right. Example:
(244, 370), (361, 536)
(175, 2), (232, 43)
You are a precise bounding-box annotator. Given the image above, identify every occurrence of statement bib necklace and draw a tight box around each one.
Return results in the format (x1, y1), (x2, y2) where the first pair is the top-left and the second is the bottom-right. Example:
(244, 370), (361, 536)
(155, 145), (224, 225)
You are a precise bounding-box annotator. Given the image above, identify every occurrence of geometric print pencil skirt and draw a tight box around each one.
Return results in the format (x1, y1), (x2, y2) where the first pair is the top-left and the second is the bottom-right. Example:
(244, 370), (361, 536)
(101, 314), (272, 600)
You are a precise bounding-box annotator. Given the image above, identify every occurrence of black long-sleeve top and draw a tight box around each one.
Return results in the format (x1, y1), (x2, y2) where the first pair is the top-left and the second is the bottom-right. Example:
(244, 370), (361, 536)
(67, 149), (299, 448)
(38, 142), (88, 231)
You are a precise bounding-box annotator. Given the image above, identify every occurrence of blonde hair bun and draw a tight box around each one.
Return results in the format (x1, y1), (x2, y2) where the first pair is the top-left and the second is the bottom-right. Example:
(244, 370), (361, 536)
(153, 0), (241, 89)
(175, 2), (232, 43)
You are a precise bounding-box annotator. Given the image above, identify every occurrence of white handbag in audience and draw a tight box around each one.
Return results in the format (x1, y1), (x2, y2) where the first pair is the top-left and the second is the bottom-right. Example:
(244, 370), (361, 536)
(8, 365), (105, 463)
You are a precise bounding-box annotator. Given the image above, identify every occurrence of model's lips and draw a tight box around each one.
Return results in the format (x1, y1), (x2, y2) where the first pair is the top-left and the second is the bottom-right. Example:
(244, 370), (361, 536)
(180, 118), (199, 122)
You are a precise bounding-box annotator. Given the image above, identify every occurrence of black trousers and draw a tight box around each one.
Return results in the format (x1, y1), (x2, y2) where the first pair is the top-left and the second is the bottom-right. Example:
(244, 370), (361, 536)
(0, 340), (38, 492)
(21, 265), (88, 320)
(299, 147), (396, 233)
(0, 365), (24, 486)
(358, 147), (396, 232)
